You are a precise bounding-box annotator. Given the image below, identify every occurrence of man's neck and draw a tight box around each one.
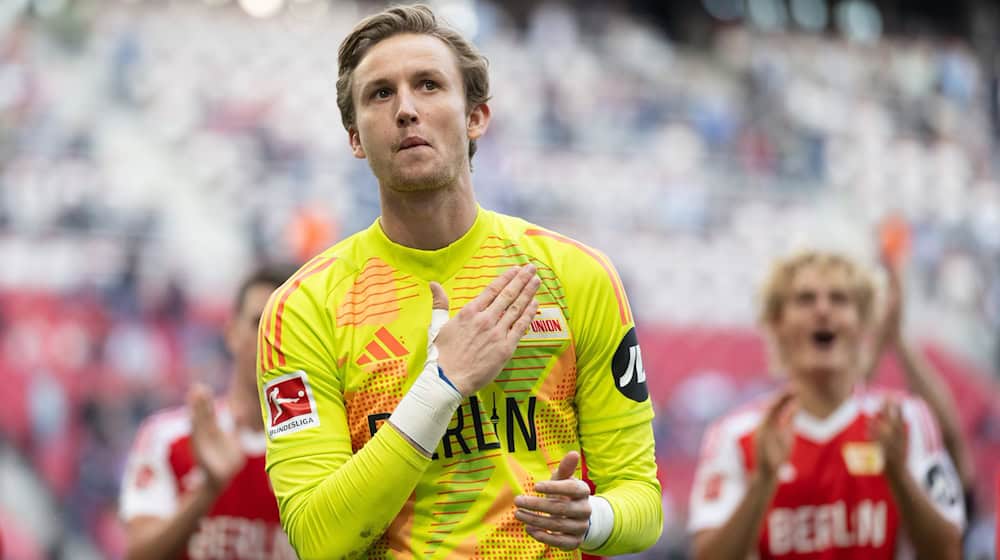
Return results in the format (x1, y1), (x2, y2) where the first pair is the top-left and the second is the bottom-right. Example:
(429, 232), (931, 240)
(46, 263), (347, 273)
(791, 370), (854, 419)
(227, 378), (264, 432)
(378, 181), (478, 250)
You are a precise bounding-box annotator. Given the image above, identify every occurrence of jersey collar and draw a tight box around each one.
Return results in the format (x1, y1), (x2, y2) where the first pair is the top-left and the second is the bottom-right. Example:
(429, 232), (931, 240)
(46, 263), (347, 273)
(793, 393), (860, 443)
(366, 206), (492, 282)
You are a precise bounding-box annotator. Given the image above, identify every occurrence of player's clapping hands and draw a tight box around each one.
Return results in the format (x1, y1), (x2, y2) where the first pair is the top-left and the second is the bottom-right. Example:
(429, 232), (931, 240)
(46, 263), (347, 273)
(432, 265), (540, 397)
(189, 384), (246, 494)
(870, 399), (908, 477)
(754, 392), (797, 483)
(515, 451), (592, 550)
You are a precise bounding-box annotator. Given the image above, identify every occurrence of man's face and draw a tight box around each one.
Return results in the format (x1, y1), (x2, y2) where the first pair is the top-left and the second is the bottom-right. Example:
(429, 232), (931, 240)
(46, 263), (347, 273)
(227, 283), (275, 387)
(772, 263), (864, 381)
(348, 33), (488, 192)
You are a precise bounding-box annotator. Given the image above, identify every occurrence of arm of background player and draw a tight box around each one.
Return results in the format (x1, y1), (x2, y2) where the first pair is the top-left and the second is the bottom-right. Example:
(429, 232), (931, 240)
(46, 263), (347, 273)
(122, 453), (222, 560)
(690, 474), (776, 560)
(874, 398), (964, 560)
(121, 393), (243, 560)
(689, 394), (794, 560)
(865, 261), (974, 490)
(884, 466), (962, 560)
(124, 493), (225, 560)
(893, 340), (975, 491)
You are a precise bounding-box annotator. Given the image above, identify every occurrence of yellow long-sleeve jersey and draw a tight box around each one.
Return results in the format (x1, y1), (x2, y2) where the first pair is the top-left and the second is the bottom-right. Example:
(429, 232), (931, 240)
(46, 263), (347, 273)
(257, 208), (662, 559)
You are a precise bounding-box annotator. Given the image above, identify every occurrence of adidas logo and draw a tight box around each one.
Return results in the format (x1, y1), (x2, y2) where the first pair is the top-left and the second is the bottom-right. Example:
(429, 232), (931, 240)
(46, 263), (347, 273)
(356, 327), (409, 366)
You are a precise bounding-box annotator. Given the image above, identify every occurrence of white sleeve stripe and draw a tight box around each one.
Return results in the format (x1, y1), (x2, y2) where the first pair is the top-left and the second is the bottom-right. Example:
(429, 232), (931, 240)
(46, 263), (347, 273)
(120, 496), (176, 520)
(905, 398), (942, 454)
(120, 410), (187, 521)
(688, 414), (752, 534)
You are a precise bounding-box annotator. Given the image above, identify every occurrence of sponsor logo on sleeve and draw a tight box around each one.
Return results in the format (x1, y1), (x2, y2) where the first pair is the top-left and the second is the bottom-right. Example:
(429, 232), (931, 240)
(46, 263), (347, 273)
(703, 472), (725, 501)
(611, 327), (648, 402)
(925, 462), (961, 507)
(134, 464), (156, 490)
(263, 371), (320, 439)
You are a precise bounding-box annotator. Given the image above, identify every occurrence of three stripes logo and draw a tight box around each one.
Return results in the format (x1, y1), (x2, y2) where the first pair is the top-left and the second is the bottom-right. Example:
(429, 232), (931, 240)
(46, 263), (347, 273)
(356, 327), (410, 367)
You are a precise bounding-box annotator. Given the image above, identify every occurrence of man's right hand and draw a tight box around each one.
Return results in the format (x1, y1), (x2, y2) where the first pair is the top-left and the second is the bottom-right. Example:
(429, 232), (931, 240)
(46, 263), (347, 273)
(189, 384), (246, 494)
(753, 391), (797, 483)
(431, 264), (541, 397)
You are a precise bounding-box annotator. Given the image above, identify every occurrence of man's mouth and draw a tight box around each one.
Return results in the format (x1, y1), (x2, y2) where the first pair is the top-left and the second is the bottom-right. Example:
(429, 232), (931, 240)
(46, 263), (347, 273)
(398, 136), (430, 150)
(811, 329), (837, 349)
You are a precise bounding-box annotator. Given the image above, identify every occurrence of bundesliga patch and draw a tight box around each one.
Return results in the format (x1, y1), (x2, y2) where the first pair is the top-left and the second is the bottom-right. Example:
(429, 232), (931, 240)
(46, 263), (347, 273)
(842, 442), (884, 475)
(522, 306), (570, 341)
(264, 370), (320, 439)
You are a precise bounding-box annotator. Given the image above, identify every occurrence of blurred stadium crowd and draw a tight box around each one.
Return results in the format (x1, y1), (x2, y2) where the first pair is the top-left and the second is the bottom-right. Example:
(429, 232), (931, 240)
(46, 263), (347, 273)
(0, 0), (998, 558)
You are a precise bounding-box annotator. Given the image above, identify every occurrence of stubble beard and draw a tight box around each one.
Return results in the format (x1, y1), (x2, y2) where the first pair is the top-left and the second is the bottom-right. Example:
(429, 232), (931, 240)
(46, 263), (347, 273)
(382, 152), (460, 194)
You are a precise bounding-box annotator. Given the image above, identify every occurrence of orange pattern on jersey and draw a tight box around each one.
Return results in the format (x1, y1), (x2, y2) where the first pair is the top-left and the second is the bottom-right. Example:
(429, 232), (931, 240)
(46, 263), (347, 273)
(467, 460), (576, 559)
(534, 343), (580, 459)
(336, 258), (420, 327)
(259, 255), (336, 372)
(344, 355), (408, 452)
(524, 228), (632, 325)
(449, 235), (530, 307)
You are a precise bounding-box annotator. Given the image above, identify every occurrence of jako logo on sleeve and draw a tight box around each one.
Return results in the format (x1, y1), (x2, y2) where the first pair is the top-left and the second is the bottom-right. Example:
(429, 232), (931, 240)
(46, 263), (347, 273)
(611, 327), (649, 402)
(264, 371), (320, 439)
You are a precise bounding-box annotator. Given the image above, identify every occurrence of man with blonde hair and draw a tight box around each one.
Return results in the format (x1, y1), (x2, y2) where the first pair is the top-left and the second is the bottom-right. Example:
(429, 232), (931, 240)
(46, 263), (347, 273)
(688, 250), (965, 559)
(256, 4), (662, 559)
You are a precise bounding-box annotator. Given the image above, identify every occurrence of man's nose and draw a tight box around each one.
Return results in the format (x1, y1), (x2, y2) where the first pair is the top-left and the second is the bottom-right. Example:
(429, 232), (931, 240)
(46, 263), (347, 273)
(814, 296), (832, 316)
(396, 90), (418, 127)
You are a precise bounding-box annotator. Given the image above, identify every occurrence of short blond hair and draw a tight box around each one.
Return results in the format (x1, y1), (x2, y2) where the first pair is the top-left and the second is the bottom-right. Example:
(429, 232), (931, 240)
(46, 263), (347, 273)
(759, 250), (876, 327)
(336, 4), (491, 164)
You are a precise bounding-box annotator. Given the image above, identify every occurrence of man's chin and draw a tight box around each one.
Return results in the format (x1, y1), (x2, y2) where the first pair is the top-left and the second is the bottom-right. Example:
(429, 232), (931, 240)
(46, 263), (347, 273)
(800, 360), (848, 380)
(386, 169), (450, 192)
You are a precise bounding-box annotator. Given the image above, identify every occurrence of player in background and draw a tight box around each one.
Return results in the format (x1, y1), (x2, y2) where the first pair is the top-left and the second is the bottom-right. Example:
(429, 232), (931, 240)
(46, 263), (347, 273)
(863, 218), (977, 526)
(120, 266), (298, 560)
(256, 4), (661, 559)
(688, 250), (964, 559)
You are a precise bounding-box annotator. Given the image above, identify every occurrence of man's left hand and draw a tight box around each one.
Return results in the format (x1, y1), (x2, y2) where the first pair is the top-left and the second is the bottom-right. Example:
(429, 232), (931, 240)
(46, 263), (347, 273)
(514, 451), (592, 550)
(870, 398), (908, 478)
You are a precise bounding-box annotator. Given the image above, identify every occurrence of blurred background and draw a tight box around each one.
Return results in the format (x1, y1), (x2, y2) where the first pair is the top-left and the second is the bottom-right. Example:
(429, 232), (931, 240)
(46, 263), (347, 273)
(0, 0), (998, 557)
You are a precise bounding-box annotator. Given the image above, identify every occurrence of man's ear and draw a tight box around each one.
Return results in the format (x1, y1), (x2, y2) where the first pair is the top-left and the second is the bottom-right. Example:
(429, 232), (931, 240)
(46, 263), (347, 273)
(467, 102), (491, 141)
(349, 127), (366, 159)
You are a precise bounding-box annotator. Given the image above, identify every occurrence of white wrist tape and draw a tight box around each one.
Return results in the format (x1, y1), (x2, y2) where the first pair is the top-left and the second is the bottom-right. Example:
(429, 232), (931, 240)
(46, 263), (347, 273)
(388, 360), (462, 454)
(389, 307), (461, 455)
(582, 495), (614, 550)
(427, 309), (449, 349)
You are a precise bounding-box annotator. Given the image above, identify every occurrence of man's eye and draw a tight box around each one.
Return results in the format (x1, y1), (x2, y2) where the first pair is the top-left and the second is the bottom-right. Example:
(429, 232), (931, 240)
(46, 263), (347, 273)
(422, 80), (437, 90)
(794, 292), (815, 305)
(374, 88), (392, 99)
(830, 291), (850, 305)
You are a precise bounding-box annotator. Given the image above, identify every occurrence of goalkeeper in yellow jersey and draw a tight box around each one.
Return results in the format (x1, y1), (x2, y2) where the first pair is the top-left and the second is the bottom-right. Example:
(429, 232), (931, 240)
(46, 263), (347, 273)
(256, 4), (662, 558)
